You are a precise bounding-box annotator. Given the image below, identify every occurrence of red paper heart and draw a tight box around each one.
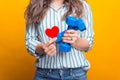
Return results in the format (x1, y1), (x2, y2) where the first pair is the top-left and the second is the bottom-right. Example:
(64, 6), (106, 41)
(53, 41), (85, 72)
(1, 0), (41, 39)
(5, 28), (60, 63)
(45, 26), (59, 38)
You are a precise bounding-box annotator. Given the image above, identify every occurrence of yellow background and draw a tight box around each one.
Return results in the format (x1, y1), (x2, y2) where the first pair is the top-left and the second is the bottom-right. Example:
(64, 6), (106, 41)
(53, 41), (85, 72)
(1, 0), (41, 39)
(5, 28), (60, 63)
(0, 0), (120, 80)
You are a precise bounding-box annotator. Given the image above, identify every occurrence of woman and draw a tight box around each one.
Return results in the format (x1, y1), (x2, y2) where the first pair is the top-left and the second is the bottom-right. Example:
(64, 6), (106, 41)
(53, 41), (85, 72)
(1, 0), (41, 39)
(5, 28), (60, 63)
(25, 0), (94, 80)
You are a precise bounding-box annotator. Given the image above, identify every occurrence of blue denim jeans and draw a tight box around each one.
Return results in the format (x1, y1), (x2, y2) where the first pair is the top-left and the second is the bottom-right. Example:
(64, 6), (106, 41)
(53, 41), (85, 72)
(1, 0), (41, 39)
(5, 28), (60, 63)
(34, 67), (88, 80)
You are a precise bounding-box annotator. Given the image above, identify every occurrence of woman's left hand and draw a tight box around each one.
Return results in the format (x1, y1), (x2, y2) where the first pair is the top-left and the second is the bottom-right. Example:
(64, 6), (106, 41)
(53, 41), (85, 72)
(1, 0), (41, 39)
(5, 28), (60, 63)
(62, 30), (79, 45)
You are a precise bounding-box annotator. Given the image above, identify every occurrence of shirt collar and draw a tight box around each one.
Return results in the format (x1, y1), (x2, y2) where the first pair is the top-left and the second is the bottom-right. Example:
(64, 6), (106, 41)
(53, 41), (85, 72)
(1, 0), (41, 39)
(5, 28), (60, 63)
(49, 3), (65, 12)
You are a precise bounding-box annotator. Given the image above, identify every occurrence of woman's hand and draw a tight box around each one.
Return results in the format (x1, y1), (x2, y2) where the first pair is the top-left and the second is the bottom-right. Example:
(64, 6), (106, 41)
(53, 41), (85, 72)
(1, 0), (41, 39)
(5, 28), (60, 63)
(62, 30), (90, 52)
(42, 38), (57, 57)
(62, 30), (79, 46)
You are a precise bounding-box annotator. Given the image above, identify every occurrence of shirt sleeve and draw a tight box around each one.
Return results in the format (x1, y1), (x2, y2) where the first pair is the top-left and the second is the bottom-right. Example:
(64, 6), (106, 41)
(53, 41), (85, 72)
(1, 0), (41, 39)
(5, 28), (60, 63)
(79, 1), (95, 52)
(25, 24), (44, 58)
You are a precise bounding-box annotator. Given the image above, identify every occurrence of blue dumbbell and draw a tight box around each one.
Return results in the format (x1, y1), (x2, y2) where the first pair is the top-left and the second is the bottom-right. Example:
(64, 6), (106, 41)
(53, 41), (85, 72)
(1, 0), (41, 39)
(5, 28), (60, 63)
(66, 16), (86, 31)
(56, 16), (86, 52)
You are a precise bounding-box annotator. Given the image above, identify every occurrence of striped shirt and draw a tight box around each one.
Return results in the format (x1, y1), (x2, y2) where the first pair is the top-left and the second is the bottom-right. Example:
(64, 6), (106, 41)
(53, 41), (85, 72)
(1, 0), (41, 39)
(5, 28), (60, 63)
(25, 1), (94, 70)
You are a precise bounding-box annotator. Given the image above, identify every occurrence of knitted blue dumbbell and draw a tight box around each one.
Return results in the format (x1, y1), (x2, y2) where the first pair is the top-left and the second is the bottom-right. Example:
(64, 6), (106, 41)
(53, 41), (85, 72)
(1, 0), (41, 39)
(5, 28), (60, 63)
(66, 16), (86, 31)
(56, 16), (86, 52)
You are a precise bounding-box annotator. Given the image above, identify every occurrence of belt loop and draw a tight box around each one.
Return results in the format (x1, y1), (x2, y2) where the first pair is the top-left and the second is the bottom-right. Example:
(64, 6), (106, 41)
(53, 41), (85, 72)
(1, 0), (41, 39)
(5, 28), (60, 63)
(70, 68), (72, 76)
(49, 69), (52, 73)
(59, 69), (63, 77)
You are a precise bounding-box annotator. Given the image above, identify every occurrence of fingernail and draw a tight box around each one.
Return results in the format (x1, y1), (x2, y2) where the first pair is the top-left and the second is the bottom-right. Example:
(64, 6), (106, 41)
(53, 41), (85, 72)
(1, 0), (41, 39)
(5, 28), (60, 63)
(54, 37), (57, 40)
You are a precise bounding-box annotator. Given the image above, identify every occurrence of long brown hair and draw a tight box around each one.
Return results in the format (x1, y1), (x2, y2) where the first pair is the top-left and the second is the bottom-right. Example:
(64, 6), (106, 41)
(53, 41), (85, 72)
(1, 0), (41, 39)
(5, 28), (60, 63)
(24, 0), (84, 27)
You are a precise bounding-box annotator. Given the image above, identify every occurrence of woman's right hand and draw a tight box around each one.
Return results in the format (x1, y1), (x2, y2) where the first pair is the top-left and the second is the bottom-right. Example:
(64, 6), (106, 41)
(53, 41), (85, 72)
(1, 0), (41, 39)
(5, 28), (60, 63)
(42, 38), (57, 57)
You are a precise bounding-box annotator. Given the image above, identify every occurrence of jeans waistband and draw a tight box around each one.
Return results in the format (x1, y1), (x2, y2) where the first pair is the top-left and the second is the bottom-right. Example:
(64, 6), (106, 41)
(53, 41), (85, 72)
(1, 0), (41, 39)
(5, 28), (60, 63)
(37, 67), (84, 71)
